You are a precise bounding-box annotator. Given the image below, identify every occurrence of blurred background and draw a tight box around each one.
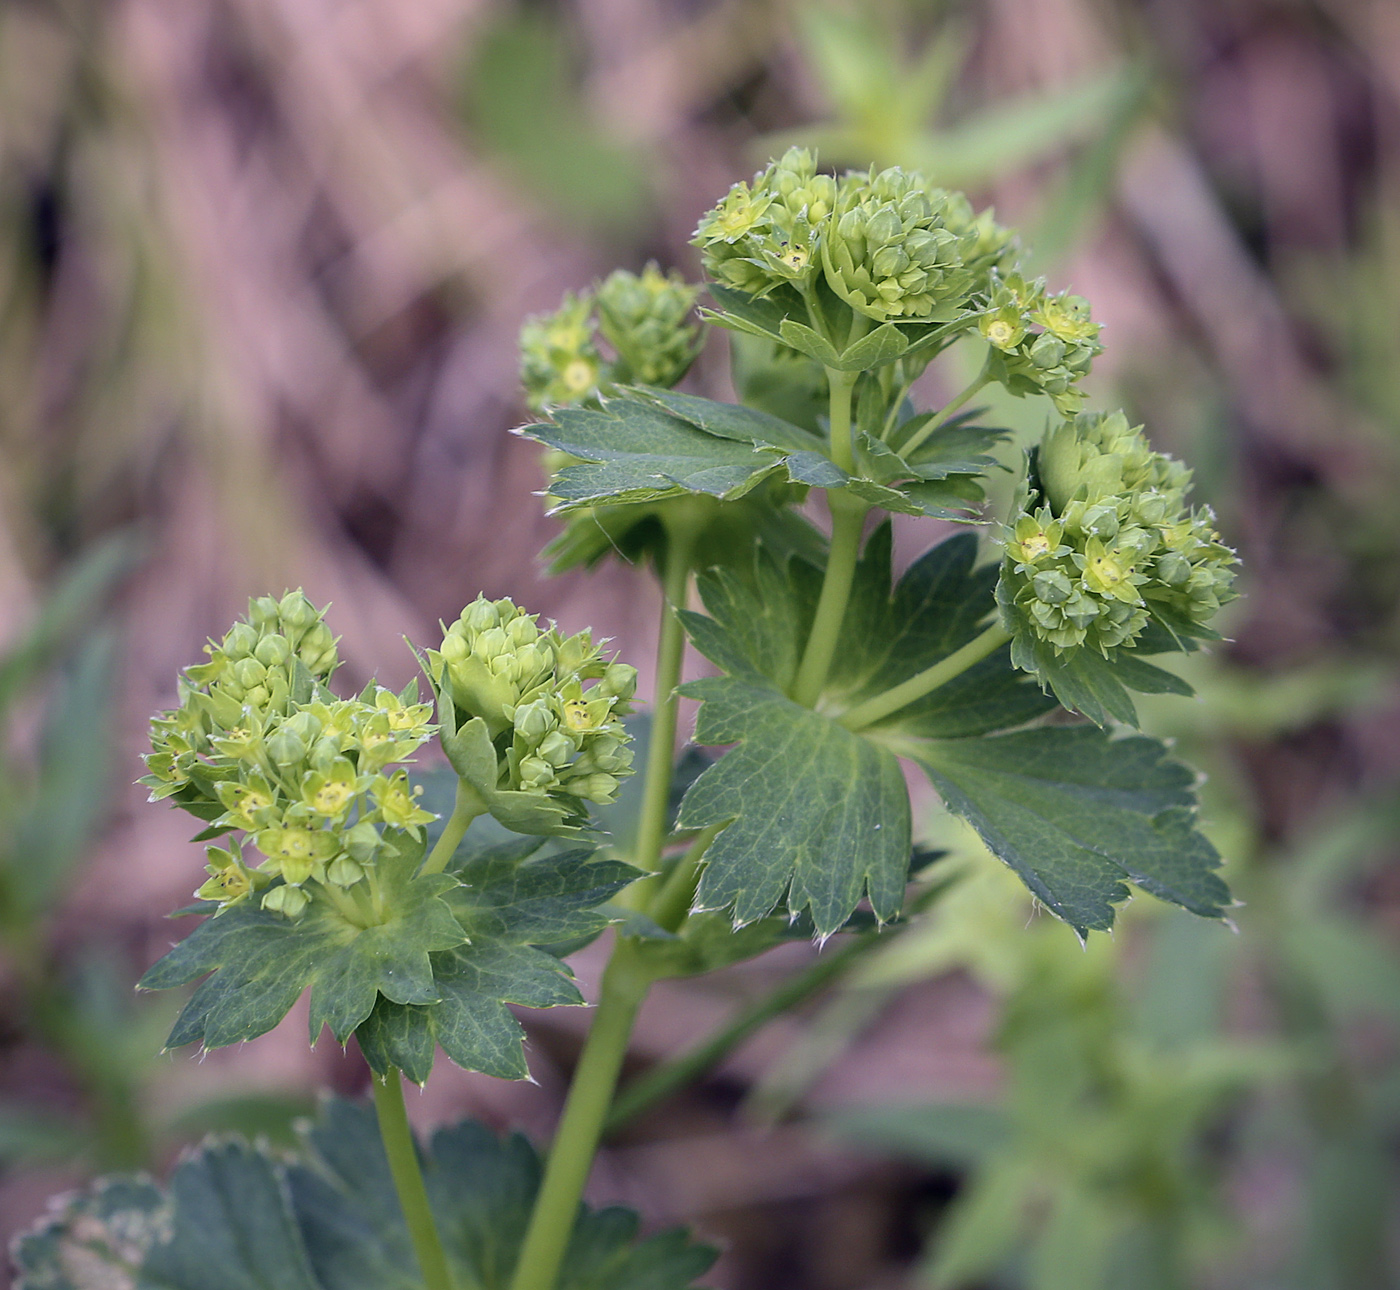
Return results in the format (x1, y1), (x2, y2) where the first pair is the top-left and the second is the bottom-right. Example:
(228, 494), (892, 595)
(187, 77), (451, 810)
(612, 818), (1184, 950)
(1, 0), (1398, 1286)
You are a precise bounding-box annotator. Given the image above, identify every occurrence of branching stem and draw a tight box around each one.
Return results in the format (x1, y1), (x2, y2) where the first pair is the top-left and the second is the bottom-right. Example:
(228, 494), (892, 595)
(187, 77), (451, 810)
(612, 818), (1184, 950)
(898, 359), (992, 457)
(421, 779), (485, 876)
(839, 622), (1011, 731)
(372, 1070), (456, 1290)
(648, 823), (722, 933)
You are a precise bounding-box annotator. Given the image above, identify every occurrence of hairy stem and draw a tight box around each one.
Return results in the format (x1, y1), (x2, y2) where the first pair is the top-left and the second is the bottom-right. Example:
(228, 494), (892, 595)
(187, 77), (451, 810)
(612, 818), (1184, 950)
(420, 778), (485, 876)
(898, 361), (992, 458)
(631, 520), (697, 875)
(839, 622), (1011, 731)
(372, 1070), (456, 1290)
(508, 944), (650, 1290)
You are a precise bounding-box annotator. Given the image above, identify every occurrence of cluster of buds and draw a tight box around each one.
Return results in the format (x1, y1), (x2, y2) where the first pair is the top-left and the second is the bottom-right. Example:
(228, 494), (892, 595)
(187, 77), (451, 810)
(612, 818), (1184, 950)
(692, 150), (1013, 323)
(519, 266), (701, 411)
(998, 412), (1238, 660)
(519, 292), (604, 411)
(980, 273), (1103, 416)
(427, 596), (637, 812)
(822, 167), (1012, 322)
(143, 593), (437, 919)
(692, 147), (837, 295)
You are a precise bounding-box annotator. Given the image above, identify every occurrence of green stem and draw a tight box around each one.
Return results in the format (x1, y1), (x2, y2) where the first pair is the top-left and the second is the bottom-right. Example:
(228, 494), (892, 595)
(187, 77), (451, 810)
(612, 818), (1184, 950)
(508, 944), (650, 1290)
(839, 622), (1011, 731)
(421, 779), (484, 876)
(607, 874), (957, 1134)
(631, 520), (697, 876)
(792, 494), (867, 708)
(648, 823), (722, 933)
(372, 1070), (456, 1290)
(790, 367), (867, 709)
(898, 361), (992, 458)
(605, 930), (870, 1135)
(824, 366), (858, 473)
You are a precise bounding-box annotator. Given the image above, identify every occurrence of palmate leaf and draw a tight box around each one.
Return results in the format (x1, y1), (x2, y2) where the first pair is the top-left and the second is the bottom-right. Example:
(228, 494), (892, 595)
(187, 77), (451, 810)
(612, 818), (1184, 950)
(140, 831), (465, 1051)
(518, 398), (786, 509)
(356, 834), (638, 1082)
(823, 525), (1056, 737)
(675, 538), (914, 936)
(676, 673), (912, 935)
(900, 727), (1230, 936)
(141, 823), (635, 1081)
(14, 1100), (716, 1290)
(521, 386), (998, 522)
(678, 527), (1227, 936)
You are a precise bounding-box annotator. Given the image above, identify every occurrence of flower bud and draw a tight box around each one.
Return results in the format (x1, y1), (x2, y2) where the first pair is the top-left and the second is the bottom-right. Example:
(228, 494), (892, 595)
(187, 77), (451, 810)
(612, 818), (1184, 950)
(266, 728), (307, 767)
(261, 884), (309, 919)
(278, 590), (319, 636)
(326, 855), (364, 888)
(598, 662), (637, 702)
(572, 773), (620, 804)
(514, 699), (554, 743)
(233, 658), (267, 690)
(255, 633), (292, 667)
(538, 729), (578, 768)
(224, 622), (259, 659)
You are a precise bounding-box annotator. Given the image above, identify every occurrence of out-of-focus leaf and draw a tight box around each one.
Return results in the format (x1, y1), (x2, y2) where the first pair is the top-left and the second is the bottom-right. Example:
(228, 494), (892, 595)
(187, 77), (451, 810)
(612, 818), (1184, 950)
(0, 1102), (88, 1165)
(0, 531), (140, 717)
(6, 630), (117, 920)
(825, 1102), (1008, 1169)
(458, 9), (649, 236)
(15, 1100), (717, 1290)
(13, 1174), (168, 1290)
(162, 1091), (318, 1150)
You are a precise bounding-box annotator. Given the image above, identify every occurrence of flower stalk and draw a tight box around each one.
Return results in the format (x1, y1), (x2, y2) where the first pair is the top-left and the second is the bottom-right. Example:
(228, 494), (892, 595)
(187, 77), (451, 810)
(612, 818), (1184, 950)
(372, 1069), (456, 1290)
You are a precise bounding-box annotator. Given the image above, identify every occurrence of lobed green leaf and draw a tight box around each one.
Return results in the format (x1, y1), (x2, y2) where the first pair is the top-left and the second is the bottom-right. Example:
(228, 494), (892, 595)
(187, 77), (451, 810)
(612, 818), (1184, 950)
(15, 1100), (716, 1290)
(903, 725), (1230, 935)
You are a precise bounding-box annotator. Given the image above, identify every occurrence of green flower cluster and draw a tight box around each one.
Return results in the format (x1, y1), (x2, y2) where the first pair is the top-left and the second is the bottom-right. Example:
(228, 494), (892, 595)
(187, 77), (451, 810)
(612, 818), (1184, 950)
(427, 596), (637, 811)
(822, 167), (1012, 322)
(519, 293), (603, 412)
(998, 412), (1238, 661)
(692, 148), (1012, 323)
(980, 272), (1103, 416)
(519, 265), (701, 411)
(692, 147), (837, 295)
(143, 592), (437, 919)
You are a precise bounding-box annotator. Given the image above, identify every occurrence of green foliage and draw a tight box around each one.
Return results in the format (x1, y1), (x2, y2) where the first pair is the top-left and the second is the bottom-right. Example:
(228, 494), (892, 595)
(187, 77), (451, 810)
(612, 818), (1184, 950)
(358, 834), (638, 1082)
(769, 6), (1138, 189)
(905, 728), (1228, 935)
(140, 830), (464, 1049)
(144, 823), (636, 1082)
(458, 8), (649, 237)
(14, 1100), (716, 1290)
(109, 145), (1245, 1290)
(822, 853), (1275, 1290)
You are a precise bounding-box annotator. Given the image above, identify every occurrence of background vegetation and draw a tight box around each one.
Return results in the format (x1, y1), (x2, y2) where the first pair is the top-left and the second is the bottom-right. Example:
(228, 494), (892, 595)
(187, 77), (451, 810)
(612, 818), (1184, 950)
(1, 0), (1396, 1286)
